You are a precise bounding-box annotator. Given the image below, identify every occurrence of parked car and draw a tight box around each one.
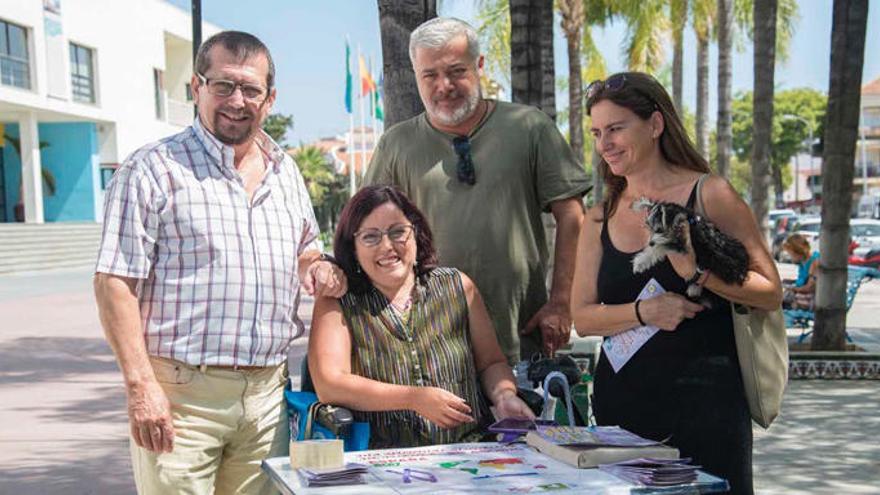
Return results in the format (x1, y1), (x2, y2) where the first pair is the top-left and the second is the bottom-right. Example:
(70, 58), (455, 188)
(849, 219), (880, 251)
(849, 246), (880, 269)
(775, 218), (880, 262)
(767, 208), (797, 232)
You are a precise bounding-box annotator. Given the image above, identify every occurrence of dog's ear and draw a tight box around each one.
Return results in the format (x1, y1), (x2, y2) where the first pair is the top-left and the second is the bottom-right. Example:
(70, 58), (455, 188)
(631, 197), (654, 212)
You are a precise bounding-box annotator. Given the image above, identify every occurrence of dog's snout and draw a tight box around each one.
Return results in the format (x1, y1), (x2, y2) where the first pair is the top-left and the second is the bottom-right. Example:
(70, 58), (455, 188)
(649, 241), (655, 247)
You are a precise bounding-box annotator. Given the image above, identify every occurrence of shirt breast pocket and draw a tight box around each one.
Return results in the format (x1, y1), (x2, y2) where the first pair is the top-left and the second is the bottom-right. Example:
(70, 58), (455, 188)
(158, 197), (223, 269)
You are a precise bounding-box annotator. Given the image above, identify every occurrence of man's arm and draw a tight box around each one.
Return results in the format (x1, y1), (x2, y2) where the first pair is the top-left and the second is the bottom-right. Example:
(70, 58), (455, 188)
(522, 197), (585, 355)
(94, 273), (174, 453)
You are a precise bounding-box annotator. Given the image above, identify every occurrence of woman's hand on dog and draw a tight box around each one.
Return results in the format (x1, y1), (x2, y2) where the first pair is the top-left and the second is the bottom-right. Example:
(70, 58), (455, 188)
(640, 293), (705, 331)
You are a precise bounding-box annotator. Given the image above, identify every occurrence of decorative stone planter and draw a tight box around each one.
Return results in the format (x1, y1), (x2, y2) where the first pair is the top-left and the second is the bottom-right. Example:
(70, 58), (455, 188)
(788, 350), (880, 379)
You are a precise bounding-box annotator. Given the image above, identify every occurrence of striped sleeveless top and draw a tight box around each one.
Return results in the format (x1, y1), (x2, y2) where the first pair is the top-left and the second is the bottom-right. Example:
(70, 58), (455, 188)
(339, 267), (489, 449)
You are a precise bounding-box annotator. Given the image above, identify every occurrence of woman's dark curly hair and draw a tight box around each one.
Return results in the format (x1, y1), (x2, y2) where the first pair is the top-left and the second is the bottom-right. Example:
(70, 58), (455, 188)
(333, 185), (438, 295)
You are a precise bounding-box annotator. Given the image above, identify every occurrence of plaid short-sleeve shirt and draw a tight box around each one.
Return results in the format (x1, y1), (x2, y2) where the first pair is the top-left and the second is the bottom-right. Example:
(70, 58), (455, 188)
(96, 118), (321, 367)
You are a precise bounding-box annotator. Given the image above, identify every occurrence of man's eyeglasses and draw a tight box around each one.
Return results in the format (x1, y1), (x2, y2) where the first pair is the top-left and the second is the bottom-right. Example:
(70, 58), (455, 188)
(452, 136), (476, 185)
(586, 74), (627, 101)
(197, 73), (268, 101)
(354, 224), (415, 247)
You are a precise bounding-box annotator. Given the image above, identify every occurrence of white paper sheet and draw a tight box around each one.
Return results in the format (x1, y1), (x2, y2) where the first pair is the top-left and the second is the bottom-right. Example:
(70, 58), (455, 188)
(602, 278), (666, 373)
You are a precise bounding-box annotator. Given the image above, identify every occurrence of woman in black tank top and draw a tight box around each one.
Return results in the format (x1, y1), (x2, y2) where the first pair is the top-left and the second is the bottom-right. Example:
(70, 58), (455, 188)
(571, 73), (783, 495)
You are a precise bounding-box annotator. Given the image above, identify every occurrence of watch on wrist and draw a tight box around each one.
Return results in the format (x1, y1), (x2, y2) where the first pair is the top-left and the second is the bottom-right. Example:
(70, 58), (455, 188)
(685, 266), (704, 286)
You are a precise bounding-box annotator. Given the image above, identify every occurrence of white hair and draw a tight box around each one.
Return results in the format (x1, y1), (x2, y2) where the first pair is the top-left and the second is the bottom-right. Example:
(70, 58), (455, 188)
(409, 17), (480, 65)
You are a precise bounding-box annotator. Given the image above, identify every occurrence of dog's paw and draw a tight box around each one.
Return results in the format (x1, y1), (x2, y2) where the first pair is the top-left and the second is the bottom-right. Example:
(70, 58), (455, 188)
(686, 283), (703, 299)
(632, 250), (652, 273)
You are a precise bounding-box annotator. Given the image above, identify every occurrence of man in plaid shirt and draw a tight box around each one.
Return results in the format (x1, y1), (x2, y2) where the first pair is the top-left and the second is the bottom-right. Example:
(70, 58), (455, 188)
(94, 31), (346, 494)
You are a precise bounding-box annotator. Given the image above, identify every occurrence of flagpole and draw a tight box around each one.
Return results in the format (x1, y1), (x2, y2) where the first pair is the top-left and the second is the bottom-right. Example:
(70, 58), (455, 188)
(357, 45), (368, 180)
(346, 36), (356, 197)
(369, 56), (378, 160)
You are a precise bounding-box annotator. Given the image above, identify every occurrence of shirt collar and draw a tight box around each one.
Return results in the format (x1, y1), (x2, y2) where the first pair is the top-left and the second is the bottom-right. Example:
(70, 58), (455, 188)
(191, 117), (286, 174)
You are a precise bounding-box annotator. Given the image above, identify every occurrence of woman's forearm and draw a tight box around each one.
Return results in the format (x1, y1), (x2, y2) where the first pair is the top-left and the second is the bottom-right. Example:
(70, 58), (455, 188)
(479, 361), (517, 405)
(573, 302), (641, 337)
(313, 371), (419, 412)
(702, 269), (783, 310)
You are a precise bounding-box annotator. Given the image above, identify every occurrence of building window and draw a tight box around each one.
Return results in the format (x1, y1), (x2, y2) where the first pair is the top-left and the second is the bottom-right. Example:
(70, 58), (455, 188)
(153, 68), (165, 120)
(100, 163), (118, 190)
(69, 42), (95, 103)
(0, 20), (30, 89)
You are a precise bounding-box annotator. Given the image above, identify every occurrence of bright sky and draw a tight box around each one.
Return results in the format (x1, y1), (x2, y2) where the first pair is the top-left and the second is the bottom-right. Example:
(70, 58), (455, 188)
(167, 0), (880, 144)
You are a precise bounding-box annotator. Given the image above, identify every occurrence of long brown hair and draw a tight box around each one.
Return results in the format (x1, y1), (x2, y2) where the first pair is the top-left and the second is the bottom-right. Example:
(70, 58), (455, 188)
(586, 72), (709, 219)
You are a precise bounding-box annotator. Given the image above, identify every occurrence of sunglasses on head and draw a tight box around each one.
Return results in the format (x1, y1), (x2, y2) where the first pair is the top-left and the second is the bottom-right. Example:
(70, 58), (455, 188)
(586, 74), (627, 100)
(452, 136), (476, 186)
(586, 73), (662, 113)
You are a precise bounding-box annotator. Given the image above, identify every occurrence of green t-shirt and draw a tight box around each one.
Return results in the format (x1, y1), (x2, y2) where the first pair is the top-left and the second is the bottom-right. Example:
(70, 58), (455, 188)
(365, 100), (590, 363)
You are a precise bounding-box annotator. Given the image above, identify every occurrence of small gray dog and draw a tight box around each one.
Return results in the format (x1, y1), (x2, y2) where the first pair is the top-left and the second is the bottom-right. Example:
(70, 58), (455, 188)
(631, 197), (749, 301)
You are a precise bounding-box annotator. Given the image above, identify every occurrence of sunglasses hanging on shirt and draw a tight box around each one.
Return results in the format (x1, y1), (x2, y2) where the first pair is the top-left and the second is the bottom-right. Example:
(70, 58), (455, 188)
(452, 136), (476, 186)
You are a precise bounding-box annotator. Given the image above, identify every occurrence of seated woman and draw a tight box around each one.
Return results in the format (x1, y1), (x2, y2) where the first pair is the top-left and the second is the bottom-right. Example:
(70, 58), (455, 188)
(782, 234), (819, 310)
(308, 185), (534, 449)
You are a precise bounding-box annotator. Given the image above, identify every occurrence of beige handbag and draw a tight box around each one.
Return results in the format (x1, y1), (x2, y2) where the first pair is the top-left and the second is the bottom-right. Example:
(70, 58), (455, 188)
(694, 174), (788, 428)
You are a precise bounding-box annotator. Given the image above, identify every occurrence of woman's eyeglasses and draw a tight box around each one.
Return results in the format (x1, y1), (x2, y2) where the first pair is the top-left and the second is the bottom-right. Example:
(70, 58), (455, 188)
(354, 224), (415, 247)
(586, 74), (627, 100)
(452, 136), (476, 185)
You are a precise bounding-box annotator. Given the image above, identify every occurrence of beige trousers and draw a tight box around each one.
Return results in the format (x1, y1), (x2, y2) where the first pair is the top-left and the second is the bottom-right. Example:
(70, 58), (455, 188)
(130, 356), (289, 495)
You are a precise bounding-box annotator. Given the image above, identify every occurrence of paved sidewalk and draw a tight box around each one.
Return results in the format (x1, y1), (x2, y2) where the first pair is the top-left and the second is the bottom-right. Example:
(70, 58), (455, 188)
(0, 267), (878, 494)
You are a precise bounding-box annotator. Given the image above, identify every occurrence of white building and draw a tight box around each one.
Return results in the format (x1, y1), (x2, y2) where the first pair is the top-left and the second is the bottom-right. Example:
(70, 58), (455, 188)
(0, 0), (220, 223)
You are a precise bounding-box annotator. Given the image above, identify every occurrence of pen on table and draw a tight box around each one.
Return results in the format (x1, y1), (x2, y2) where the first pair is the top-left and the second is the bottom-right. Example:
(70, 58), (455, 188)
(472, 472), (540, 480)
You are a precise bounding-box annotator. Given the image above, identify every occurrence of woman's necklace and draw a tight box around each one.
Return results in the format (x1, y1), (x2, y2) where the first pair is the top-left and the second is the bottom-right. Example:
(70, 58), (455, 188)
(391, 294), (413, 313)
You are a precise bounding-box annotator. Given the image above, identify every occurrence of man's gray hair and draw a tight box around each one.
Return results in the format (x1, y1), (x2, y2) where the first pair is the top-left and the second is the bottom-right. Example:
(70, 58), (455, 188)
(409, 17), (480, 65)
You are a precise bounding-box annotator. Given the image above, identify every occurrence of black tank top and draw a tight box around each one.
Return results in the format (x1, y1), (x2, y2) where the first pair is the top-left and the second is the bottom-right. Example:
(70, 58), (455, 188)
(592, 180), (740, 439)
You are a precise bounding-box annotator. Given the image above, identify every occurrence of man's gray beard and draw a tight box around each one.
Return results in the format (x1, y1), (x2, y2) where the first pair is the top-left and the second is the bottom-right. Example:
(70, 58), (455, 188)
(432, 88), (482, 127)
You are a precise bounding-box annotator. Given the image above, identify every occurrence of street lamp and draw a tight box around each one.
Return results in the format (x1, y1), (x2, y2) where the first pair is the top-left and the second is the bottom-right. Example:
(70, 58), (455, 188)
(782, 114), (814, 204)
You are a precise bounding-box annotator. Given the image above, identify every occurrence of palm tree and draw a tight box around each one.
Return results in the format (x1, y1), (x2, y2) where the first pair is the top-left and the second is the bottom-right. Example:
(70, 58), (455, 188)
(293, 145), (348, 233)
(559, 0), (584, 164)
(509, 0), (556, 119)
(618, 0), (669, 74)
(670, 0), (689, 112)
(539, 0), (556, 121)
(750, 0), (777, 238)
(813, 0), (869, 351)
(715, 0), (733, 178)
(377, 0), (437, 129)
(692, 0), (714, 159)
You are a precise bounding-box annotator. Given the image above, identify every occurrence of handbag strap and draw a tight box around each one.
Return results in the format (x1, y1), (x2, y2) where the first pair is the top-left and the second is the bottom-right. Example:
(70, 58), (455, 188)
(693, 173), (710, 217)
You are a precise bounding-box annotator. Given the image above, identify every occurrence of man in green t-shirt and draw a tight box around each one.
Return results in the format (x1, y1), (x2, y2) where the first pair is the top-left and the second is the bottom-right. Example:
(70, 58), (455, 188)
(365, 17), (590, 364)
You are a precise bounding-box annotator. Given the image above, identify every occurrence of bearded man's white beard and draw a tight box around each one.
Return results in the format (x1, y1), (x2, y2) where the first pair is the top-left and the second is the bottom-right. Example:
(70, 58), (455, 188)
(431, 88), (482, 127)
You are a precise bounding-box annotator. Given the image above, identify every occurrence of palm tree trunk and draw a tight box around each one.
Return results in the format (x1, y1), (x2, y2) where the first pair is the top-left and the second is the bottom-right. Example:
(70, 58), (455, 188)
(510, 0), (555, 119)
(715, 0), (733, 178)
(539, 0), (556, 121)
(377, 0), (437, 129)
(751, 0), (777, 240)
(772, 164), (785, 206)
(560, 0), (583, 164)
(813, 0), (869, 351)
(671, 0), (687, 112)
(695, 34), (710, 159)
